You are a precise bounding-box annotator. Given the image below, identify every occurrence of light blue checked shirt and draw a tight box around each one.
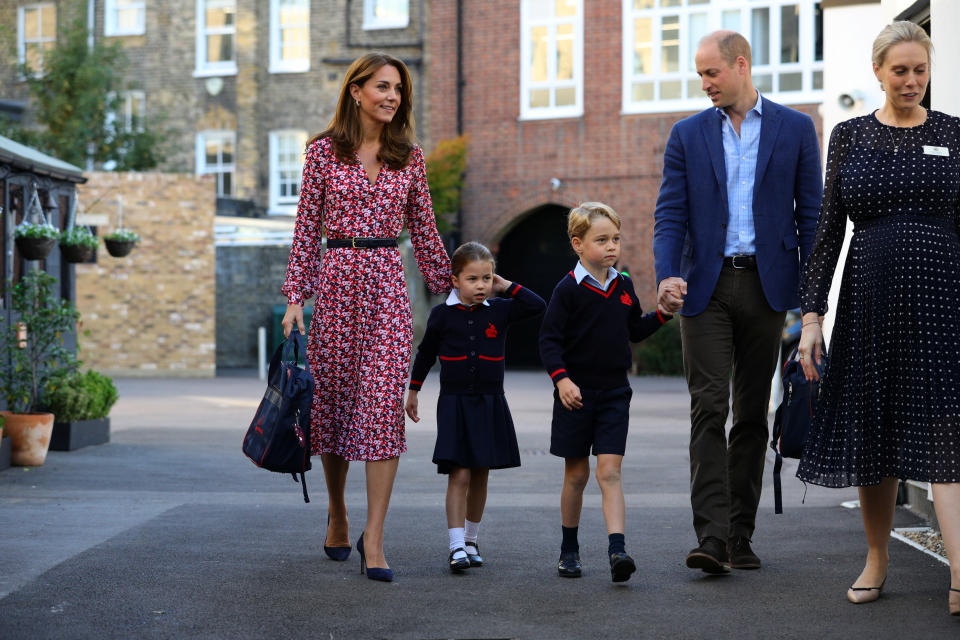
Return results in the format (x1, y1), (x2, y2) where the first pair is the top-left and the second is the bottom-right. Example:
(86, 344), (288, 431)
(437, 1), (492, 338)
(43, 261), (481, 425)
(718, 92), (762, 257)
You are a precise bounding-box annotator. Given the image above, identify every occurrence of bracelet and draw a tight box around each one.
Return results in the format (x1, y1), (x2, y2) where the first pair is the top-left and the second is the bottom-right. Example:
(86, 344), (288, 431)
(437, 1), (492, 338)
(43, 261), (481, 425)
(802, 321), (819, 327)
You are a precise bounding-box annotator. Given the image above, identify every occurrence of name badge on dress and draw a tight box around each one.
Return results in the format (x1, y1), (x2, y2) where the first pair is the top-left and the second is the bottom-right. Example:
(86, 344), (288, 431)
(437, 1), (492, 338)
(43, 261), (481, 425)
(923, 145), (949, 157)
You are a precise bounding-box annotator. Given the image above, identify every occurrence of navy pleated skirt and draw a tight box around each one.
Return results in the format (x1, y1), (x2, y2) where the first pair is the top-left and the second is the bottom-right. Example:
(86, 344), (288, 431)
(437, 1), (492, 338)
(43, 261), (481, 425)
(433, 393), (520, 474)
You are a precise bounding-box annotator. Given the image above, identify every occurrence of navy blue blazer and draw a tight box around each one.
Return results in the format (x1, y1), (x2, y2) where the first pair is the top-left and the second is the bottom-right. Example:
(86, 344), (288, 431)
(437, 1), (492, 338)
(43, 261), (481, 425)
(653, 96), (823, 316)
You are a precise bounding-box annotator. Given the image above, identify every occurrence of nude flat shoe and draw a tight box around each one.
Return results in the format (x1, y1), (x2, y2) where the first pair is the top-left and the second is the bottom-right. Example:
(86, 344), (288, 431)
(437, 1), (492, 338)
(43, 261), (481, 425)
(949, 587), (960, 616)
(846, 577), (886, 604)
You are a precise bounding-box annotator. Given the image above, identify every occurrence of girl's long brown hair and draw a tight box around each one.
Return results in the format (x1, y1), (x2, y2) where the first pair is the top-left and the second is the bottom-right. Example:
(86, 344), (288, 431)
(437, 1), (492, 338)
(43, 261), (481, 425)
(308, 53), (415, 169)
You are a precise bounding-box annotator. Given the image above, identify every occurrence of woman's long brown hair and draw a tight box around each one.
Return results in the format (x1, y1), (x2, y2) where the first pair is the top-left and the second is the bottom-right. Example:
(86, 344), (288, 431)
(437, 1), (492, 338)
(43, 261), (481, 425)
(308, 53), (415, 169)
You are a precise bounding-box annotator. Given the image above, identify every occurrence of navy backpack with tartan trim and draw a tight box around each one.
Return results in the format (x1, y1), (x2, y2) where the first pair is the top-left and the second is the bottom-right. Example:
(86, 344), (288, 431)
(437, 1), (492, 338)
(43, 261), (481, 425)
(770, 347), (827, 514)
(243, 331), (314, 503)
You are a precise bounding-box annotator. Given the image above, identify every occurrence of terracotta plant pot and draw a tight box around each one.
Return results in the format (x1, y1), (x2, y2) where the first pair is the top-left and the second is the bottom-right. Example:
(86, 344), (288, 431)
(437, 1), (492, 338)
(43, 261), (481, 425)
(15, 236), (57, 261)
(60, 243), (94, 263)
(1, 411), (55, 466)
(104, 239), (136, 257)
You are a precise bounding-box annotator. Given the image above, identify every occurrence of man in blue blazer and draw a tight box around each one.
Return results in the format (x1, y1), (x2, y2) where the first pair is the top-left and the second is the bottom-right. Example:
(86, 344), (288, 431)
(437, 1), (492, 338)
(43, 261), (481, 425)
(653, 31), (822, 574)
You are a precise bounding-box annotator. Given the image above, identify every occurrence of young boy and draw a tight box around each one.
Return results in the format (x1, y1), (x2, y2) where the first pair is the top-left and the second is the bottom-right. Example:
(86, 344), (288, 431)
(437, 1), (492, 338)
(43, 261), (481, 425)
(539, 202), (672, 582)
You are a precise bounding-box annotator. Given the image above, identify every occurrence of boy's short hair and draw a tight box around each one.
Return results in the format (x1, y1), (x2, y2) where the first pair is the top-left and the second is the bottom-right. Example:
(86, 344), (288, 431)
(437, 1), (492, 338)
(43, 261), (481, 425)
(567, 202), (621, 239)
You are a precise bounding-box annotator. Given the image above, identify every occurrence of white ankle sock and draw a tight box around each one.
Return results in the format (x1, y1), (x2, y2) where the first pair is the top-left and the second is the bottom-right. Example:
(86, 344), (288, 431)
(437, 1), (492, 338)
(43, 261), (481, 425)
(464, 519), (480, 549)
(448, 527), (467, 558)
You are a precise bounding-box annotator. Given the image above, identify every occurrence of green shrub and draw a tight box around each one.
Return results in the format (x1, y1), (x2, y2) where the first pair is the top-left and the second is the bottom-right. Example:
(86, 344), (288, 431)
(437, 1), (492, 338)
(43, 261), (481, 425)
(42, 370), (118, 421)
(633, 318), (684, 376)
(60, 227), (99, 249)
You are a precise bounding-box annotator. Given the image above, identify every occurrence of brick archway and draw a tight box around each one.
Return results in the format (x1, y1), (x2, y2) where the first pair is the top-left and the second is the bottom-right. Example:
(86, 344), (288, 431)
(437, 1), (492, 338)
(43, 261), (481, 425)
(495, 203), (576, 368)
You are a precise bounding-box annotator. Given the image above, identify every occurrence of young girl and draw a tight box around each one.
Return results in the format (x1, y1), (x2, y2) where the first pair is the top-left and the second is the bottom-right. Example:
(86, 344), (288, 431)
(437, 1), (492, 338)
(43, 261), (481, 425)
(405, 242), (545, 573)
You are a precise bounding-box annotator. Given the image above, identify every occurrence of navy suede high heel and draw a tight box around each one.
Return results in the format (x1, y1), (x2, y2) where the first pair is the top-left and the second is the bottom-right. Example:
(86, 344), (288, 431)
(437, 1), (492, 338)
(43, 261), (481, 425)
(323, 515), (351, 561)
(357, 532), (393, 582)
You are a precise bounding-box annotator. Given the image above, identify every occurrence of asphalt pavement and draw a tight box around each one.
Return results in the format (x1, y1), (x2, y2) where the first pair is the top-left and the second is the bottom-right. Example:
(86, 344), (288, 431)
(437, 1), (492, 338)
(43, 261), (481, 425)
(0, 371), (956, 639)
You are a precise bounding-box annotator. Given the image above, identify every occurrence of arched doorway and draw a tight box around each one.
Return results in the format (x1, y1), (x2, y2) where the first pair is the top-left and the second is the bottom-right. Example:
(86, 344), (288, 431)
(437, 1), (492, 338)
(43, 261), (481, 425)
(496, 204), (575, 368)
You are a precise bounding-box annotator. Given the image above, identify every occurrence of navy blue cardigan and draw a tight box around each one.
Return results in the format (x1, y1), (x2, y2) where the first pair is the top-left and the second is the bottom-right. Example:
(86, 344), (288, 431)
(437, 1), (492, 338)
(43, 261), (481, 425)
(410, 283), (546, 394)
(539, 271), (670, 389)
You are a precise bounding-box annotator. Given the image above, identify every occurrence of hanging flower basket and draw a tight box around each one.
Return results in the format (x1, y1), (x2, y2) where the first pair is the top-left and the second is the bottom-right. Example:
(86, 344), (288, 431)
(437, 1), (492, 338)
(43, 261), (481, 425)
(104, 238), (136, 257)
(59, 227), (98, 264)
(60, 244), (94, 263)
(15, 235), (57, 261)
(103, 229), (141, 258)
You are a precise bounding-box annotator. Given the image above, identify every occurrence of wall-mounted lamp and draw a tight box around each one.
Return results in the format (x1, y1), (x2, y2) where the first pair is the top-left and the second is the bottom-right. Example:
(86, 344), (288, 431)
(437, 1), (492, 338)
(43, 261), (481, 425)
(838, 91), (864, 110)
(550, 177), (562, 191)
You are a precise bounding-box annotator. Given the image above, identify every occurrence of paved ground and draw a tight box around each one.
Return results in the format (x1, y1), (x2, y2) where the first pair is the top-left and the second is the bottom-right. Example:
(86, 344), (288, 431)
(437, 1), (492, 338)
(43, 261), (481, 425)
(0, 372), (956, 639)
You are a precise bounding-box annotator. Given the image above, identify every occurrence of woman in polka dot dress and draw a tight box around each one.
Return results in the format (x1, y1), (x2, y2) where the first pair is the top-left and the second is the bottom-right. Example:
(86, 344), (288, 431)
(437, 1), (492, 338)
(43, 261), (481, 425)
(281, 53), (451, 582)
(796, 23), (960, 614)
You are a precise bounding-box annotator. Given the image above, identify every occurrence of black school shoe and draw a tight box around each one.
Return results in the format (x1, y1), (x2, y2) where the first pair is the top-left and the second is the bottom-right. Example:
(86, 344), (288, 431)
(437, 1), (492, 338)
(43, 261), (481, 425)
(685, 536), (731, 574)
(728, 537), (761, 570)
(609, 552), (637, 582)
(558, 551), (582, 578)
(465, 541), (483, 567)
(449, 548), (470, 574)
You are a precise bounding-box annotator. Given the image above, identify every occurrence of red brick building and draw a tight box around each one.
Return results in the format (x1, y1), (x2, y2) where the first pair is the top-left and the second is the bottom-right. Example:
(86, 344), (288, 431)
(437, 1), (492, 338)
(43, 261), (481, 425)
(427, 1), (824, 361)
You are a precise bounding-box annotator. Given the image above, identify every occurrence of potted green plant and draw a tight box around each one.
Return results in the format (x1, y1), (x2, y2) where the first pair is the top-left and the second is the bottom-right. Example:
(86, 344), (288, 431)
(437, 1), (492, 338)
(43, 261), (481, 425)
(14, 221), (60, 261)
(59, 227), (99, 263)
(43, 369), (117, 451)
(0, 269), (80, 466)
(103, 229), (141, 257)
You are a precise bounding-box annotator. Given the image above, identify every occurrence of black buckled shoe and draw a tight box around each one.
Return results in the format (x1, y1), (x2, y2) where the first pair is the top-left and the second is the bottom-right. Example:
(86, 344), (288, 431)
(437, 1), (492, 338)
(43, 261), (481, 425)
(558, 551), (582, 578)
(685, 536), (731, 574)
(728, 537), (761, 570)
(465, 542), (483, 567)
(609, 552), (636, 583)
(449, 548), (470, 574)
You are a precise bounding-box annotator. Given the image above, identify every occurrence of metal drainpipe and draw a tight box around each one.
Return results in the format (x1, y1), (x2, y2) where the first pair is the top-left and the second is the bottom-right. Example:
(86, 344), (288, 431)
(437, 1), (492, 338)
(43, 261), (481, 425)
(87, 0), (95, 50)
(455, 0), (464, 239)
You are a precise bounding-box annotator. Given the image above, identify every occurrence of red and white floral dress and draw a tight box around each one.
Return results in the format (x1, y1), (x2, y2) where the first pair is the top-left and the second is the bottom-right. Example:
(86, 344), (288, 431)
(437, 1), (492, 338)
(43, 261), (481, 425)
(282, 137), (451, 461)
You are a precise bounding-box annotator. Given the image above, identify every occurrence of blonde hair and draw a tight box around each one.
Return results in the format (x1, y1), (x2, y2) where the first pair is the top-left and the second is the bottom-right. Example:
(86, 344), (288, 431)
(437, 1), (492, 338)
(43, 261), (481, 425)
(567, 202), (621, 240)
(872, 21), (932, 67)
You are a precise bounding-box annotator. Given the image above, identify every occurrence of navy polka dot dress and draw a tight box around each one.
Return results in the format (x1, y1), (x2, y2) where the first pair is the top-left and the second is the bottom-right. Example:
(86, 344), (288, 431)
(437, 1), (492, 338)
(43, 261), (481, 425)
(797, 110), (960, 487)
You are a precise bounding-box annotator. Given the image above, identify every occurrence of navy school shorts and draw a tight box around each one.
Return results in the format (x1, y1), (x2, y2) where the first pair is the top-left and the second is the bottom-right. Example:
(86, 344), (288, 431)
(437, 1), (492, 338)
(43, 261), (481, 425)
(549, 385), (633, 458)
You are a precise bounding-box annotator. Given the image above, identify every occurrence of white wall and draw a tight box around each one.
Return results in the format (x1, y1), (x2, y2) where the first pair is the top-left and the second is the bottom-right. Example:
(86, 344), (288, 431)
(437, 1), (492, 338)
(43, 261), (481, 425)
(930, 0), (960, 113)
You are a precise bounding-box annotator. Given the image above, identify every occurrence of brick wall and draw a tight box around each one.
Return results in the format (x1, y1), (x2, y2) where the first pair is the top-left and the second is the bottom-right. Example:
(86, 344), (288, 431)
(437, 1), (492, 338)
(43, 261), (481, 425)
(427, 1), (822, 308)
(75, 172), (216, 377)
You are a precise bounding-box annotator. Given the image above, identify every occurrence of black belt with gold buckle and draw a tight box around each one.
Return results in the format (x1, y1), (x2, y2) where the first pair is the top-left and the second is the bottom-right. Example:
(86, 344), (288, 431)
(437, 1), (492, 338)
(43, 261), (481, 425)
(326, 237), (398, 249)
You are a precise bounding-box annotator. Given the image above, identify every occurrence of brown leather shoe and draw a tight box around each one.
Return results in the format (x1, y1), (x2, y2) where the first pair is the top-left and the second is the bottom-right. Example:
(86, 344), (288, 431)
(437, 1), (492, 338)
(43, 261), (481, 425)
(685, 537), (731, 574)
(728, 537), (761, 570)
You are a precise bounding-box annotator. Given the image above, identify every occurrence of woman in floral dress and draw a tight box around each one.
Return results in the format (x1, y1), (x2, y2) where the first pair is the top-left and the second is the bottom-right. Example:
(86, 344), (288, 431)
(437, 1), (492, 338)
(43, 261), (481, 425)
(281, 53), (451, 581)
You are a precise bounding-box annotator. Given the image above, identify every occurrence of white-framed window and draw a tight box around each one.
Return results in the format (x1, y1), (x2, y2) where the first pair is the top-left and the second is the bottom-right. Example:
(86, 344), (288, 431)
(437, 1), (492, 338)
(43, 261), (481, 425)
(270, 0), (310, 73)
(106, 91), (146, 133)
(17, 4), (57, 74)
(103, 91), (146, 171)
(195, 0), (237, 77)
(268, 130), (308, 214)
(363, 0), (409, 30)
(520, 0), (584, 120)
(196, 131), (236, 197)
(105, 0), (146, 36)
(622, 0), (823, 114)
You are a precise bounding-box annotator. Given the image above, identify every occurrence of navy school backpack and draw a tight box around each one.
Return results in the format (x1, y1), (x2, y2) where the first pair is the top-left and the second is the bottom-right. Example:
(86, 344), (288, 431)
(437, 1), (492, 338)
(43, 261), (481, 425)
(243, 331), (314, 503)
(770, 347), (827, 514)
